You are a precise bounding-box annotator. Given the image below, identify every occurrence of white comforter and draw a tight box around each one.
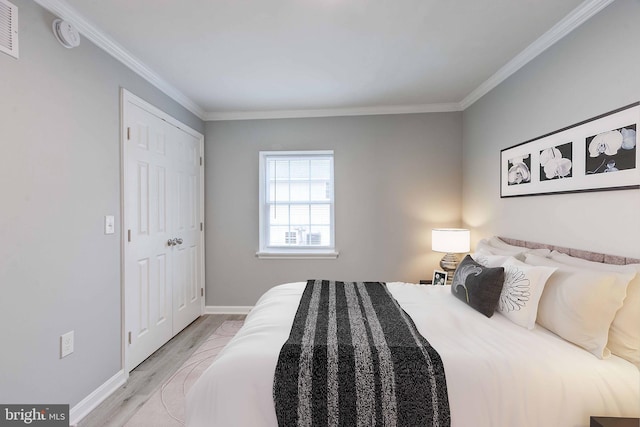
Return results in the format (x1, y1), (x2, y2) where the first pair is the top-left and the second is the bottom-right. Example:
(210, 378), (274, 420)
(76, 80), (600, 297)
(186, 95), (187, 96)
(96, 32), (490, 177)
(186, 282), (640, 427)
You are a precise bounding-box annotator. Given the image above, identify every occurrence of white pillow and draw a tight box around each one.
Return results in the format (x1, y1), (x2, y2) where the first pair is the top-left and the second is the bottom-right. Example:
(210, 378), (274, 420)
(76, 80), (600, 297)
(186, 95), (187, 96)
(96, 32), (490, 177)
(472, 252), (511, 268)
(496, 258), (556, 330)
(476, 238), (551, 260)
(524, 253), (632, 359)
(549, 251), (640, 368)
(476, 240), (526, 259)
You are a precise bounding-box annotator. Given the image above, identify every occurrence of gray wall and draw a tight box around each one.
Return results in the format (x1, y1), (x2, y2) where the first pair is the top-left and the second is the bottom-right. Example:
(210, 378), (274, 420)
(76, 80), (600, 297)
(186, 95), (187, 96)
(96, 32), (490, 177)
(3, 0), (636, 411)
(0, 0), (203, 406)
(205, 113), (462, 305)
(462, 0), (640, 259)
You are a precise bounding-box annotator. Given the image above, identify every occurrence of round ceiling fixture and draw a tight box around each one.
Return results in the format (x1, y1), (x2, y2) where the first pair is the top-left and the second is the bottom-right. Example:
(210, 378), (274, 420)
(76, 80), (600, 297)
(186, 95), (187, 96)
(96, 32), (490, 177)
(52, 19), (81, 49)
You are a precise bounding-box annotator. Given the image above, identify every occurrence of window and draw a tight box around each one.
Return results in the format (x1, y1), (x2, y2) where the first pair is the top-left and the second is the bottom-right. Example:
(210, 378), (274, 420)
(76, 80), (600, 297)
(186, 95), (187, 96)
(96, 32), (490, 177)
(258, 151), (337, 258)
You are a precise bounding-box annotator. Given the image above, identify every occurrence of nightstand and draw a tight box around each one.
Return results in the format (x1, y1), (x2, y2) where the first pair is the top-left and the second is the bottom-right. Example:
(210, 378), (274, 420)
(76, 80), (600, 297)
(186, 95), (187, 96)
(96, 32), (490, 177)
(419, 280), (433, 285)
(590, 417), (640, 427)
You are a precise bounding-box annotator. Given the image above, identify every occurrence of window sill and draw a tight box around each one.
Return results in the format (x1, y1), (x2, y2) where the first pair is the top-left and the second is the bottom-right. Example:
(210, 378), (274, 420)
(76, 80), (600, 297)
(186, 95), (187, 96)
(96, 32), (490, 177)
(256, 251), (339, 260)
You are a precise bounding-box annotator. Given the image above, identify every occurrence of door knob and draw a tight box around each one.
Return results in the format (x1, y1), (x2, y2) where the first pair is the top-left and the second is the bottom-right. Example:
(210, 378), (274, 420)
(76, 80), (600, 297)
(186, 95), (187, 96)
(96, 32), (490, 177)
(167, 238), (177, 247)
(176, 238), (183, 245)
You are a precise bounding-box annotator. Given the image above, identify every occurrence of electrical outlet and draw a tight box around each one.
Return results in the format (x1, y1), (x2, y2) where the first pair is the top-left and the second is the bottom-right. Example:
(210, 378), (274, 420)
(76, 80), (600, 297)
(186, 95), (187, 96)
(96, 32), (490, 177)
(60, 331), (74, 358)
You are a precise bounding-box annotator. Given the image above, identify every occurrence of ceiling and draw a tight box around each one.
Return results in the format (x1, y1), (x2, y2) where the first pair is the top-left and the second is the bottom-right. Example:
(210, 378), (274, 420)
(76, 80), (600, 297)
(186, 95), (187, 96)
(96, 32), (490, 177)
(37, 0), (609, 120)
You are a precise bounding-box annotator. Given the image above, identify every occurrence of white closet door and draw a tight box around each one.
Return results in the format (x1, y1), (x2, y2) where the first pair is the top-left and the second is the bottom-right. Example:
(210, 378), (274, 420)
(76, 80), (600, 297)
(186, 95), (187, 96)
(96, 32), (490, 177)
(170, 125), (202, 334)
(123, 93), (204, 372)
(124, 103), (174, 371)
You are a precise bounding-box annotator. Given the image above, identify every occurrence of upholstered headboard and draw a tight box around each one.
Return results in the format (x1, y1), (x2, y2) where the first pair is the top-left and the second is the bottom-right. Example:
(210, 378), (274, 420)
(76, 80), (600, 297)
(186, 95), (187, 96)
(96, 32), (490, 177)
(499, 237), (640, 265)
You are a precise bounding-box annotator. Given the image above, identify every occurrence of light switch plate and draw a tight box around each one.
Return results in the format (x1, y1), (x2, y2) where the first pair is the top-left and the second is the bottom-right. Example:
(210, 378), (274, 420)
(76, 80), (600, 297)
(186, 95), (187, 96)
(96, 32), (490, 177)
(105, 215), (115, 234)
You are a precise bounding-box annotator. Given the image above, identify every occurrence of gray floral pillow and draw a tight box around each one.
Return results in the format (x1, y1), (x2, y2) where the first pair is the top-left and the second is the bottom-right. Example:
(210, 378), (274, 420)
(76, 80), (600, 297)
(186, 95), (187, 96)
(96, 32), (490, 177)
(451, 255), (505, 317)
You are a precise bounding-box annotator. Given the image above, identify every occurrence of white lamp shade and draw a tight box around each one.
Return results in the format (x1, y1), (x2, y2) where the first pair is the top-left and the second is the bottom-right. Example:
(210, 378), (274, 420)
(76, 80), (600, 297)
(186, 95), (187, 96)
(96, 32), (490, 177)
(432, 228), (470, 253)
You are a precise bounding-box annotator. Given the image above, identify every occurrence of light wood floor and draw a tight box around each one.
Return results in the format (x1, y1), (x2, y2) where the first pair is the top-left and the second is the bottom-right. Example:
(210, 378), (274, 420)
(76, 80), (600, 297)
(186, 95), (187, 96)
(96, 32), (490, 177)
(78, 314), (245, 427)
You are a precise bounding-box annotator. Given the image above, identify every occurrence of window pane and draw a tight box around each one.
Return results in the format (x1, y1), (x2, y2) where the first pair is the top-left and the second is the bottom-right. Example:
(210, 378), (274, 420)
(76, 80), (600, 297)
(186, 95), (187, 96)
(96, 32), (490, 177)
(310, 159), (331, 180)
(290, 160), (309, 180)
(290, 204), (310, 226)
(310, 226), (331, 246)
(305, 231), (322, 246)
(310, 204), (330, 225)
(290, 182), (309, 201)
(269, 205), (289, 225)
(269, 182), (290, 202)
(267, 160), (275, 180)
(310, 182), (330, 201)
(273, 160), (290, 180)
(269, 226), (291, 246)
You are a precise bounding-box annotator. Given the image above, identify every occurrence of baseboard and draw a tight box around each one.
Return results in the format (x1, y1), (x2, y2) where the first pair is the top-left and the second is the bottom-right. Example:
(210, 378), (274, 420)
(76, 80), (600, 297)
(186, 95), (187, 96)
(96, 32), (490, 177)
(205, 305), (253, 315)
(69, 369), (128, 426)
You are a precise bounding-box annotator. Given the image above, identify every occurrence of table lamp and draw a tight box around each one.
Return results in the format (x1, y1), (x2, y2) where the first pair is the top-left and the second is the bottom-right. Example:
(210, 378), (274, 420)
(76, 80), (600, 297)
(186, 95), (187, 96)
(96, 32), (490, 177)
(432, 228), (470, 283)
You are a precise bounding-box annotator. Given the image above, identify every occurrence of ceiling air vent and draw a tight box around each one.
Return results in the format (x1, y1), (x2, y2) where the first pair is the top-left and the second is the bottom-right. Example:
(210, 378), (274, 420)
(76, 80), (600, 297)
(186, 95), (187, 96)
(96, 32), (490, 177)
(0, 0), (18, 59)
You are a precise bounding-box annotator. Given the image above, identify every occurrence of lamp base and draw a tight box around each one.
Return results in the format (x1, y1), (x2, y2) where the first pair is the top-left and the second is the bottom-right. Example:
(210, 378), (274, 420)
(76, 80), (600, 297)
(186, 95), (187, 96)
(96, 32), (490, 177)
(439, 253), (460, 285)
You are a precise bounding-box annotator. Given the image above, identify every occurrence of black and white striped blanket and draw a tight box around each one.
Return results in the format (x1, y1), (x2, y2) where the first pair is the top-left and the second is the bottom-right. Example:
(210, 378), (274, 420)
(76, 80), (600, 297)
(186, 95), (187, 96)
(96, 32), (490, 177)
(273, 280), (450, 427)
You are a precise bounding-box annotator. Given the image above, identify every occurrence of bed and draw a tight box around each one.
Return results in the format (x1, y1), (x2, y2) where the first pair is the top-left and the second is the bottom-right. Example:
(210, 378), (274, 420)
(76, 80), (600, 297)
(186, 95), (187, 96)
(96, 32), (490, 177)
(185, 238), (640, 427)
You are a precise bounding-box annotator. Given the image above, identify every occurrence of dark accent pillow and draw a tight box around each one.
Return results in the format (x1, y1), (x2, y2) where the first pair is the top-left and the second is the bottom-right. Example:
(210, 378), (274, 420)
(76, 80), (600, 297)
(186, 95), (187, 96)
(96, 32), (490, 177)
(450, 255), (505, 317)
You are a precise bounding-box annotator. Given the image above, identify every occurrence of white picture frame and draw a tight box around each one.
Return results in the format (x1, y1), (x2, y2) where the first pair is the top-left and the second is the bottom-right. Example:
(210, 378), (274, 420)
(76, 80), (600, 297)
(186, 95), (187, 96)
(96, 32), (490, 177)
(432, 270), (448, 286)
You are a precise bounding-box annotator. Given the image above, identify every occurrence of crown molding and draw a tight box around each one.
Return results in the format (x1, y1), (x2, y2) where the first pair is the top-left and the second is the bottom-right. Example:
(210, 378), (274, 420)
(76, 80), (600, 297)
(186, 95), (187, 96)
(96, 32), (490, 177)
(33, 0), (206, 120)
(460, 0), (615, 110)
(204, 102), (462, 121)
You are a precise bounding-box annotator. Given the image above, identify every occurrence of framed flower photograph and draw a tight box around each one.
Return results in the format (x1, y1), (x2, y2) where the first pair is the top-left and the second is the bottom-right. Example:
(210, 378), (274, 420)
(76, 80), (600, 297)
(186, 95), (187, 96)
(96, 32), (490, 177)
(432, 270), (448, 286)
(501, 102), (639, 197)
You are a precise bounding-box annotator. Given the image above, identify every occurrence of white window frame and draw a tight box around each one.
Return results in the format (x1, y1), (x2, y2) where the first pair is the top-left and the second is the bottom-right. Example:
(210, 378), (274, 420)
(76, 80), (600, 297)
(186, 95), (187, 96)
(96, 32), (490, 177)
(257, 150), (338, 259)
